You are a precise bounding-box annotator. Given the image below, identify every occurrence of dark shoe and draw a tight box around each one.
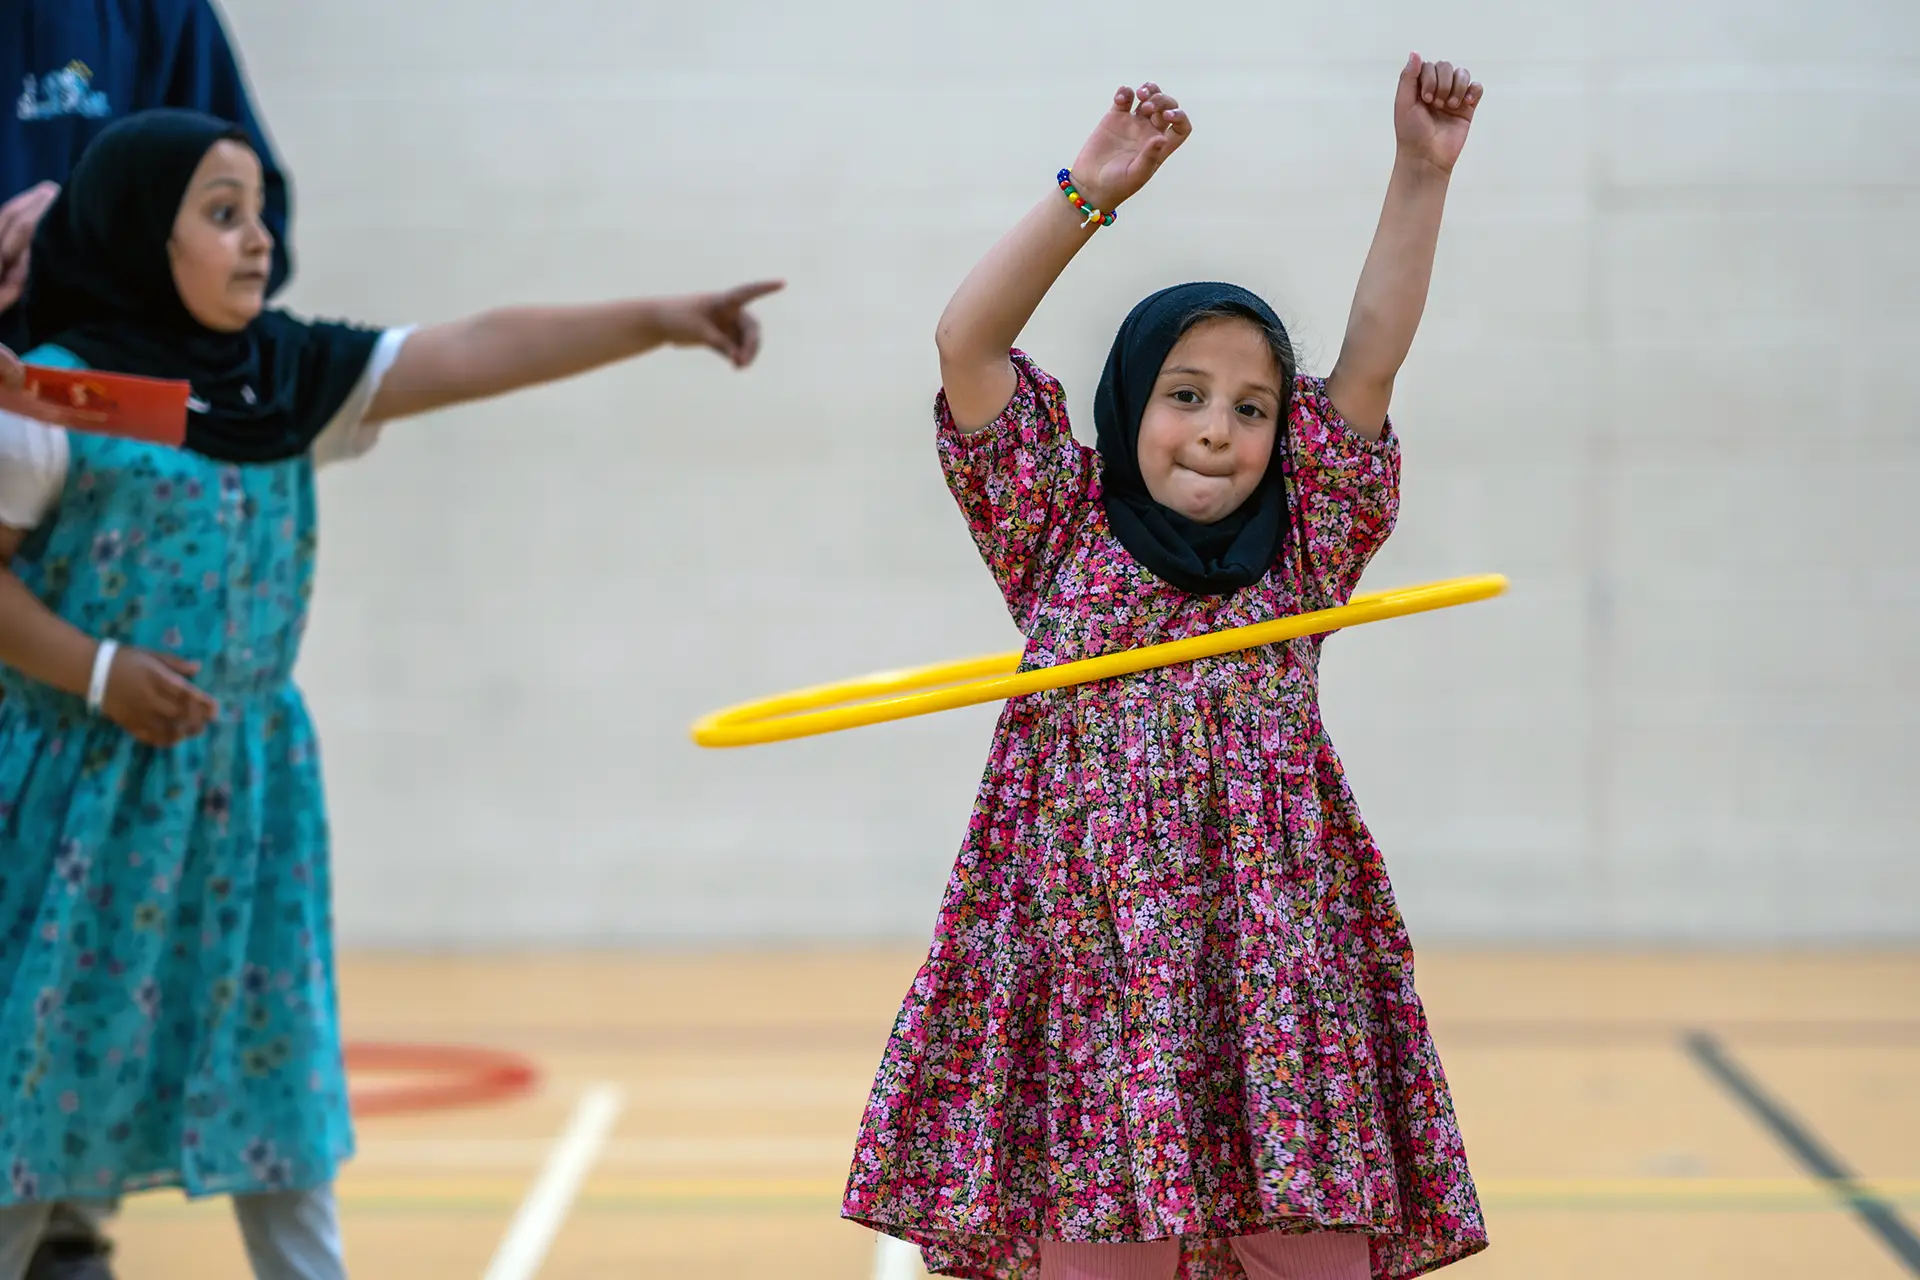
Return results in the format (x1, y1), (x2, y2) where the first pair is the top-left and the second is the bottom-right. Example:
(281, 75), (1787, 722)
(24, 1238), (116, 1280)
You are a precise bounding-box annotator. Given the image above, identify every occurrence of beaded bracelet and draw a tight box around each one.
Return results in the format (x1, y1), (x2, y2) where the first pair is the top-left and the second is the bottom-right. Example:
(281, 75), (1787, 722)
(1057, 169), (1116, 228)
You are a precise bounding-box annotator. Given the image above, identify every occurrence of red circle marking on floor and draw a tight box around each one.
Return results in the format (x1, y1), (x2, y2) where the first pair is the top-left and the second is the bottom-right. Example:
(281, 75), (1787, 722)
(345, 1041), (540, 1118)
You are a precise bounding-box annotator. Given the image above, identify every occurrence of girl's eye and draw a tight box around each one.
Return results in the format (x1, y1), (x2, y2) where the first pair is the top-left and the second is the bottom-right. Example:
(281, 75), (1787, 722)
(1236, 403), (1265, 419)
(1172, 389), (1200, 404)
(210, 205), (235, 225)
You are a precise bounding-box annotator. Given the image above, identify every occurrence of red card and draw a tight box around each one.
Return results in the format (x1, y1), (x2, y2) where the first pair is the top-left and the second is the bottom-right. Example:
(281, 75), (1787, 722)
(0, 366), (191, 447)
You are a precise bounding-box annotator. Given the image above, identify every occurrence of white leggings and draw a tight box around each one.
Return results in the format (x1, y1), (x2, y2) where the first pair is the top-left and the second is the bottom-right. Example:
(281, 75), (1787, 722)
(0, 1186), (344, 1280)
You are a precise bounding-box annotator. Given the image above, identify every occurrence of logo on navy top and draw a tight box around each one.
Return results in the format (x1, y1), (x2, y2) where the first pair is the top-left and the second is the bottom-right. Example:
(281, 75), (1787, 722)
(17, 62), (111, 121)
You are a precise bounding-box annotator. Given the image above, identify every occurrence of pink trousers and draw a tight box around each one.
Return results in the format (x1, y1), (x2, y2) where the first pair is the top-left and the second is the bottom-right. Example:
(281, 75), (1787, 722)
(1037, 1235), (1369, 1280)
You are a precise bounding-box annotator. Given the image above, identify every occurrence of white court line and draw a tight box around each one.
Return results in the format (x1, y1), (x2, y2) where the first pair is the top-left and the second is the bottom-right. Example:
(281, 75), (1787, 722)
(481, 1083), (625, 1280)
(874, 1232), (925, 1280)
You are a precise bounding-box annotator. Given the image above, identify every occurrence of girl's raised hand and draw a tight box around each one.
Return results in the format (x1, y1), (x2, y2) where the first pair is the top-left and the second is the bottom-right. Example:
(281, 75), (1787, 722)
(1069, 83), (1192, 213)
(654, 280), (785, 369)
(1395, 54), (1484, 174)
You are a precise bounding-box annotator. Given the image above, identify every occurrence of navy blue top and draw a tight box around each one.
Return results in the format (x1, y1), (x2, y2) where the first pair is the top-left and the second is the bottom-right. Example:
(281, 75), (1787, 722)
(2, 0), (291, 350)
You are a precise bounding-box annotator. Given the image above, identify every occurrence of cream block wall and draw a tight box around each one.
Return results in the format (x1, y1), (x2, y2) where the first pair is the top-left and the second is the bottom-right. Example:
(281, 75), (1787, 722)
(206, 0), (1919, 944)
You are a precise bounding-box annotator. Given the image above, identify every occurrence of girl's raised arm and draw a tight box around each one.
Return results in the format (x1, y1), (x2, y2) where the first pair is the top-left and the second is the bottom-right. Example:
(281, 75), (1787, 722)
(937, 85), (1190, 433)
(1326, 54), (1484, 441)
(364, 281), (783, 426)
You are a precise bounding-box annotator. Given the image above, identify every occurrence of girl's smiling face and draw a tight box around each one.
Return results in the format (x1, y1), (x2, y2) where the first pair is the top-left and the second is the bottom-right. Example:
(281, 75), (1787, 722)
(1135, 315), (1282, 523)
(167, 139), (273, 332)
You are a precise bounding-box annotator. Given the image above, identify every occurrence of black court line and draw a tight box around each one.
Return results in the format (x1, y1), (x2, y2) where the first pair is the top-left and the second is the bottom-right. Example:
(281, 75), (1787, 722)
(1684, 1029), (1920, 1275)
(1438, 1019), (1920, 1049)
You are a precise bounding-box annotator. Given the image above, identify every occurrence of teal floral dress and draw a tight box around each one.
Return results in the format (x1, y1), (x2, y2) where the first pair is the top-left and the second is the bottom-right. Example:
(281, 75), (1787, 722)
(0, 350), (353, 1203)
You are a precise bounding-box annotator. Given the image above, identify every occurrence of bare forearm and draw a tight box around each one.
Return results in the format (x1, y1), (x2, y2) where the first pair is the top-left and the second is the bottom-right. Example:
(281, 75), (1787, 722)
(1328, 156), (1453, 435)
(368, 299), (677, 424)
(936, 190), (1101, 431)
(0, 567), (94, 696)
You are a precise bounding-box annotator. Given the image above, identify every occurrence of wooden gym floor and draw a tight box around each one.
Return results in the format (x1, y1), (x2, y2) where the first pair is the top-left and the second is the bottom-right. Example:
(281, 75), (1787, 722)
(107, 949), (1919, 1280)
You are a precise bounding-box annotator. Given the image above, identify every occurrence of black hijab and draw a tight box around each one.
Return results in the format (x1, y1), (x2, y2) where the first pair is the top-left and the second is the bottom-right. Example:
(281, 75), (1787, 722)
(21, 109), (380, 463)
(1094, 282), (1295, 596)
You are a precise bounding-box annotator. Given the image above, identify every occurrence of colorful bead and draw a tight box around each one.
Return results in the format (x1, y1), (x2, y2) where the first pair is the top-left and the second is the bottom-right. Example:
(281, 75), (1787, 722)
(1054, 167), (1115, 230)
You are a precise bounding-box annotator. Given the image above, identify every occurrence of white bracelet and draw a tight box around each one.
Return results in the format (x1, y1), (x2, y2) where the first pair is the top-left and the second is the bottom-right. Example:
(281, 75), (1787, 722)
(87, 639), (118, 712)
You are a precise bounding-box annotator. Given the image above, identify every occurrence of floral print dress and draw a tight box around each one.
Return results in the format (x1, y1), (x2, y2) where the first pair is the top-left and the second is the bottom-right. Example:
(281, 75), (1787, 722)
(842, 353), (1486, 1280)
(0, 354), (353, 1203)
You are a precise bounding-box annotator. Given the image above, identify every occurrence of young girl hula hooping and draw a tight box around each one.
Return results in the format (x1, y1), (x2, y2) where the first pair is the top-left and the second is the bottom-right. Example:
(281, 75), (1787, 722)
(0, 109), (779, 1280)
(843, 55), (1488, 1280)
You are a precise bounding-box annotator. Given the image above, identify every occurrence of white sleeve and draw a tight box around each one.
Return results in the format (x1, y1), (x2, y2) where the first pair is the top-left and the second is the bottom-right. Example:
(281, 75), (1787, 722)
(311, 326), (416, 469)
(0, 410), (70, 530)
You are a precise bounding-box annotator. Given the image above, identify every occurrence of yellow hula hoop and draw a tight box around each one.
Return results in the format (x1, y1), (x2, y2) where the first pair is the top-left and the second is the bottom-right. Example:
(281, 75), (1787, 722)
(691, 573), (1508, 749)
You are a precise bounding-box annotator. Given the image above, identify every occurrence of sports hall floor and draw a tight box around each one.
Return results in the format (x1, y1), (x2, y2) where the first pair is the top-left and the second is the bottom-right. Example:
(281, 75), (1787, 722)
(109, 950), (1919, 1279)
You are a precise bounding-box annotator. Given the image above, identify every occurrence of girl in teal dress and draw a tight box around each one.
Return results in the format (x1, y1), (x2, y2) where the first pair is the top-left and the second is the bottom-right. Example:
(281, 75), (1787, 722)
(0, 110), (781, 1279)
